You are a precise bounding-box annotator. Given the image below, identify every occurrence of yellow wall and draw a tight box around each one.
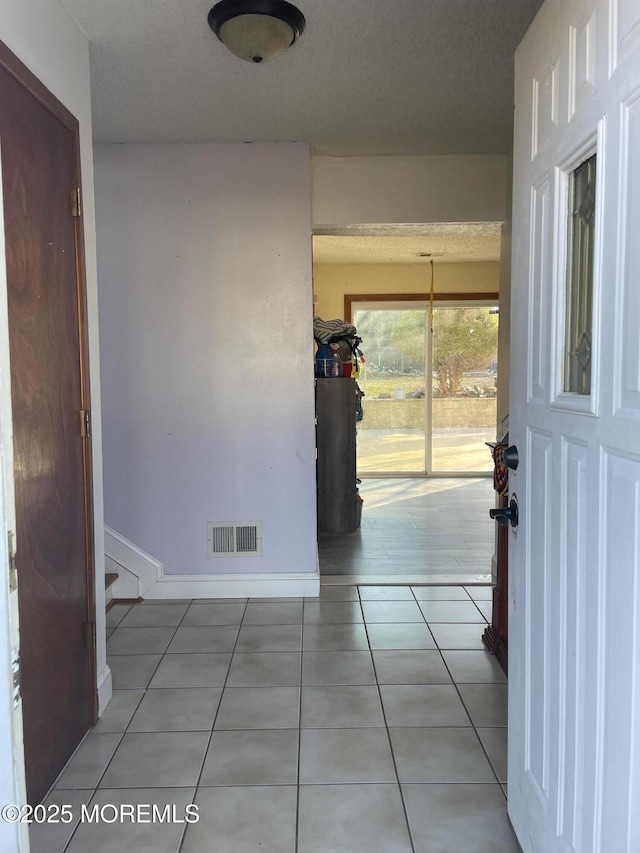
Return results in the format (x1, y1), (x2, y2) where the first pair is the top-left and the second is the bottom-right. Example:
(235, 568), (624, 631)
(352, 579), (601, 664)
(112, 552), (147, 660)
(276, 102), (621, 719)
(313, 262), (500, 321)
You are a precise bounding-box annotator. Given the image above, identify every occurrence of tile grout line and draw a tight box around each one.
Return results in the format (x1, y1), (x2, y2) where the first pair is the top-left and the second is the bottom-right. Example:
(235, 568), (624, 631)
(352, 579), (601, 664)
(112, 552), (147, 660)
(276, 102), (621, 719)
(60, 600), (196, 853)
(358, 585), (417, 853)
(56, 586), (501, 852)
(433, 631), (505, 790)
(175, 597), (250, 853)
(105, 602), (134, 630)
(294, 601), (307, 853)
(408, 585), (506, 790)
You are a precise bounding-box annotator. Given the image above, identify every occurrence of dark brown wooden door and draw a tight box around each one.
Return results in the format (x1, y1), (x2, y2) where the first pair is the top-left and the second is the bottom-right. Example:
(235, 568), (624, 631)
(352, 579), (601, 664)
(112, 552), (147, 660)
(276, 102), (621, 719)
(0, 45), (95, 804)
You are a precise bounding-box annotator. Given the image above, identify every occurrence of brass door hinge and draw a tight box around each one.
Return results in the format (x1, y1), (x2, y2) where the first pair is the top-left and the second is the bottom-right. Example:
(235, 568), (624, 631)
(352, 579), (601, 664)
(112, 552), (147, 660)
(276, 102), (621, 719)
(85, 622), (96, 650)
(8, 531), (17, 592)
(79, 409), (90, 438)
(70, 187), (82, 218)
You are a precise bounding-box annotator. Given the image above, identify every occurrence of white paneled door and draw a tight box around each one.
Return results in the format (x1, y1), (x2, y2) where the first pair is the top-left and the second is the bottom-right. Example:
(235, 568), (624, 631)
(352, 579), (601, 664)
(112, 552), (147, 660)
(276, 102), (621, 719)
(509, 0), (640, 851)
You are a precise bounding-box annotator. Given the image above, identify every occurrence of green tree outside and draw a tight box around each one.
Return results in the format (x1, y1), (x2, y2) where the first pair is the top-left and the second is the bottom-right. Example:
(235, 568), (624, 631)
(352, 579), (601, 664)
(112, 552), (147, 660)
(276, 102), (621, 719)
(391, 307), (498, 397)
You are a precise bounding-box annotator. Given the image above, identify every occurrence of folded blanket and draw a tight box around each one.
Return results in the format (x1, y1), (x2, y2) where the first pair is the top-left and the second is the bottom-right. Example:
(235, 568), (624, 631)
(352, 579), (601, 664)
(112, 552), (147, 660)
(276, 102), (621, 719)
(314, 316), (357, 344)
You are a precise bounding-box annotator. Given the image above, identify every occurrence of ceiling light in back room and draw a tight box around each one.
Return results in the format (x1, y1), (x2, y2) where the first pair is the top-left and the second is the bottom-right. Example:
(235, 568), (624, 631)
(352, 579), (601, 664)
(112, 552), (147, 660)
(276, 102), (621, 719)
(208, 0), (306, 63)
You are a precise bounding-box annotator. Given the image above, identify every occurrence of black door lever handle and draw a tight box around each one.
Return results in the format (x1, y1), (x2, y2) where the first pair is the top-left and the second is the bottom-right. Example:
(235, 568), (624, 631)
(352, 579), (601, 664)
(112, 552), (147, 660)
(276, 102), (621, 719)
(490, 495), (519, 529)
(501, 445), (519, 470)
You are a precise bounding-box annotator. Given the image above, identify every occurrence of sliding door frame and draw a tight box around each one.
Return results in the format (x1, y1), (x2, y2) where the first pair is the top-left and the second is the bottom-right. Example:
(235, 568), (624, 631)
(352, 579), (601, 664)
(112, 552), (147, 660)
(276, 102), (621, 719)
(347, 292), (499, 478)
(344, 292), (499, 321)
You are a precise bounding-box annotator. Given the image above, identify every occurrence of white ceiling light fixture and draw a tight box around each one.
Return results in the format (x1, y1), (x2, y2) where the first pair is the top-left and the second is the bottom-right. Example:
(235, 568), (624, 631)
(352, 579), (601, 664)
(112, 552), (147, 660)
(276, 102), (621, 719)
(208, 0), (306, 63)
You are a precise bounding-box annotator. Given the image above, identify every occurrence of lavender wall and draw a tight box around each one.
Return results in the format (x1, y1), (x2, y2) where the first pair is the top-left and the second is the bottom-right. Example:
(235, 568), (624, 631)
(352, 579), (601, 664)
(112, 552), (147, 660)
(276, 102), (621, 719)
(95, 143), (317, 576)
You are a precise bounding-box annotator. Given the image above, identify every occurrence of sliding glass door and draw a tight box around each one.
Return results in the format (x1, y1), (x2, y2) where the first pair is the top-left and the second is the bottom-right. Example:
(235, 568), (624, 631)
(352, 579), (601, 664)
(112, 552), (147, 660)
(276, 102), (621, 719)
(353, 300), (498, 476)
(430, 305), (498, 473)
(353, 305), (427, 473)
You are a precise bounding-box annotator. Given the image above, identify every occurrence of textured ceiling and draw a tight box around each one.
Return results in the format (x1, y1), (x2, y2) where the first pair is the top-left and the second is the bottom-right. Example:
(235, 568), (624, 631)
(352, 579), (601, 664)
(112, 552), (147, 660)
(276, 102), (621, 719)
(59, 0), (544, 155)
(313, 223), (502, 263)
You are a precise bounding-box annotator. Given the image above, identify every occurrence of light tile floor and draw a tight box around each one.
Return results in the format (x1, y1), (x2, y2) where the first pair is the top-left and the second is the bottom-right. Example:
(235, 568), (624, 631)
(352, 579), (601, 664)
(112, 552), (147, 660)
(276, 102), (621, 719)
(31, 586), (519, 853)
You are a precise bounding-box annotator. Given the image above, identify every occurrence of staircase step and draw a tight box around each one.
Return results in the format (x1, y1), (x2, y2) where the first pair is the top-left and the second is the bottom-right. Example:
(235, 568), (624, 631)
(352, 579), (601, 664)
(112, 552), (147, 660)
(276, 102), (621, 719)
(105, 572), (118, 590)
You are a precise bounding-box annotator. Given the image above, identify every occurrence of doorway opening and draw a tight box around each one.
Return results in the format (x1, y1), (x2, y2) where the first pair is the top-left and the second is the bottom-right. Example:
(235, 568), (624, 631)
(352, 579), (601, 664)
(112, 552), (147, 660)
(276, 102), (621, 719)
(312, 227), (503, 585)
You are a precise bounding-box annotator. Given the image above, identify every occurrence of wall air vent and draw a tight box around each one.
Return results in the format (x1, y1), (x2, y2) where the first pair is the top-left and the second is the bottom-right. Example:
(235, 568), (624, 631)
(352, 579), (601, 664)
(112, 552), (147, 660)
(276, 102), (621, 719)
(207, 522), (263, 558)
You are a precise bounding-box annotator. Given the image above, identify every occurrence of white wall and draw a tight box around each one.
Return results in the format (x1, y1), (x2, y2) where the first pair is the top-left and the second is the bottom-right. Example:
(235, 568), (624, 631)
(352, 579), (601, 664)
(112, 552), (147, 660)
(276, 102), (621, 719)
(0, 0), (106, 845)
(95, 143), (317, 580)
(311, 155), (509, 226)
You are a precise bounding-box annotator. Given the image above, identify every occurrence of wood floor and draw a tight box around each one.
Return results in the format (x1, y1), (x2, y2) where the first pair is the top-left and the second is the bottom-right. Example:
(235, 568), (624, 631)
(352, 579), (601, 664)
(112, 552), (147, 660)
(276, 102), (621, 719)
(318, 478), (494, 585)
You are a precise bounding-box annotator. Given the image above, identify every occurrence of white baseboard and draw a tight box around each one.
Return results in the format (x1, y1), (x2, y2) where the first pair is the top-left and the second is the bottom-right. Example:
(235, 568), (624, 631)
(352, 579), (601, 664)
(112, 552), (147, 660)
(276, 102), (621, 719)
(321, 573), (493, 585)
(104, 525), (319, 599)
(97, 663), (112, 717)
(142, 572), (320, 598)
